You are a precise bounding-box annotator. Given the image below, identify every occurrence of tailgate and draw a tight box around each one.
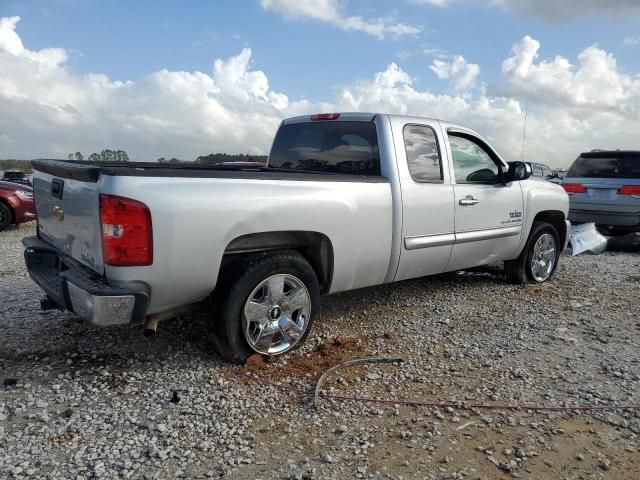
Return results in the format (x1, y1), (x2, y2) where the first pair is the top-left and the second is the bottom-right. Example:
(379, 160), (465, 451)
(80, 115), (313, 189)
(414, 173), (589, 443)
(32, 161), (104, 274)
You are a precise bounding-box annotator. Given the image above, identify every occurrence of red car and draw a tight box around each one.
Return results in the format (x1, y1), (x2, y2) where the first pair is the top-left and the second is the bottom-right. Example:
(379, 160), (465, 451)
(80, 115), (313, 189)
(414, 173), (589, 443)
(0, 180), (36, 231)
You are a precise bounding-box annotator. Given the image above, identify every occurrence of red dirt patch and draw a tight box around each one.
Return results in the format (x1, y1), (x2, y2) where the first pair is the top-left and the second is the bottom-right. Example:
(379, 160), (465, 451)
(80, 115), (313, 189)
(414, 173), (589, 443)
(242, 335), (366, 380)
(244, 353), (267, 370)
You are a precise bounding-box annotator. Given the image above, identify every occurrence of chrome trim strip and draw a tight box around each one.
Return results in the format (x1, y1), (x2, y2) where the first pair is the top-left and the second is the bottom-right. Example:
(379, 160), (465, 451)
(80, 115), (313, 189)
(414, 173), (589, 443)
(404, 233), (456, 250)
(404, 226), (521, 250)
(454, 225), (521, 244)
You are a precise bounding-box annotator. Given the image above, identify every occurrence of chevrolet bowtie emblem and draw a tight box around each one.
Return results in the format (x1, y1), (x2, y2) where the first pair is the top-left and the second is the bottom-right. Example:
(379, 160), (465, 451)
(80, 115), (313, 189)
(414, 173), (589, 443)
(53, 206), (64, 221)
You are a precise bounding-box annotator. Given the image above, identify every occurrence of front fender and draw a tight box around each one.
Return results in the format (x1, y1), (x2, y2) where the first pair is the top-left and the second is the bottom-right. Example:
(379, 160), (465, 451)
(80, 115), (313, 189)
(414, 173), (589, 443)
(517, 180), (570, 253)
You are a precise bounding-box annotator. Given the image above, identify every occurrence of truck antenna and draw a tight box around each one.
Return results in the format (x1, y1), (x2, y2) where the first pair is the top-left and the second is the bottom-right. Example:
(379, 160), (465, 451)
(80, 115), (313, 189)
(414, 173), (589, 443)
(521, 100), (528, 161)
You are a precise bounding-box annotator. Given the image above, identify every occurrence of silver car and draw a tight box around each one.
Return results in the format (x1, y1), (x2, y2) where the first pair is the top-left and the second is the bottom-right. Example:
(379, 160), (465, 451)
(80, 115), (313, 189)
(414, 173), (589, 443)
(563, 151), (640, 232)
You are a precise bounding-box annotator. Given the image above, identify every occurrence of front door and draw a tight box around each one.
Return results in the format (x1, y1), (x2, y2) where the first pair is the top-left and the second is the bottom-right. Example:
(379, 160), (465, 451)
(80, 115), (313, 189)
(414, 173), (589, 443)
(446, 132), (524, 271)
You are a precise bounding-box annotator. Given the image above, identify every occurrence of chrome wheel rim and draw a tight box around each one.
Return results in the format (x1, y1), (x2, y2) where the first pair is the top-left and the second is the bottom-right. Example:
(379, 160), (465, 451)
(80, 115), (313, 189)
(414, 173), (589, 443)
(530, 233), (556, 282)
(242, 274), (311, 355)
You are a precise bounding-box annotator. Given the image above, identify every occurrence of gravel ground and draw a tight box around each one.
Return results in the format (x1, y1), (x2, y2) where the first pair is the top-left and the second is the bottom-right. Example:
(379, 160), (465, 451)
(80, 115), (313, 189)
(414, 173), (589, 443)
(1, 223), (639, 479)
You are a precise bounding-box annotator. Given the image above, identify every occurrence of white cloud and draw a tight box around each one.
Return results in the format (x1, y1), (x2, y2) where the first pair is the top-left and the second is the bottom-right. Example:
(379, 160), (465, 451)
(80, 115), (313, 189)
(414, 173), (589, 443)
(0, 16), (23, 55)
(260, 0), (339, 22)
(430, 55), (480, 91)
(492, 0), (640, 22)
(1, 17), (640, 168)
(500, 36), (640, 118)
(0, 17), (291, 160)
(259, 0), (420, 39)
(423, 46), (448, 59)
(0, 16), (68, 67)
(623, 36), (640, 47)
(335, 59), (639, 166)
(411, 0), (640, 22)
(409, 0), (454, 6)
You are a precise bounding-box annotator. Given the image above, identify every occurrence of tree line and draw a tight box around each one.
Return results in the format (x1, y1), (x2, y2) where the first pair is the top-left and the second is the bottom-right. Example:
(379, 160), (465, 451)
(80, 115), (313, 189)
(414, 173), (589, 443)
(158, 153), (267, 164)
(68, 150), (130, 162)
(0, 159), (32, 173)
(66, 151), (267, 164)
(1, 152), (267, 173)
(193, 153), (267, 164)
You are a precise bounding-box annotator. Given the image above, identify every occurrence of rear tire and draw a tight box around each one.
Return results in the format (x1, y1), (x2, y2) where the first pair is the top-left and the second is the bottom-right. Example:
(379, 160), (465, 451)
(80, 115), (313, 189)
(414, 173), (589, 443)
(0, 202), (13, 232)
(210, 250), (320, 364)
(505, 221), (560, 285)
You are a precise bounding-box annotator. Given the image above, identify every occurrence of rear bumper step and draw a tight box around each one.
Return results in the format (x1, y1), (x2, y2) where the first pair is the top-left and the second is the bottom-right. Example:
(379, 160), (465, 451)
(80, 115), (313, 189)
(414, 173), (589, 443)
(23, 236), (148, 326)
(569, 209), (640, 227)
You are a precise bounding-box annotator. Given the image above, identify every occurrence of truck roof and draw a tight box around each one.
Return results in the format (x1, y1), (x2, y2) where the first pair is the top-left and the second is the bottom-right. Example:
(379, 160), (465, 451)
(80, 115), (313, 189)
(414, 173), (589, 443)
(281, 112), (502, 165)
(282, 112), (476, 134)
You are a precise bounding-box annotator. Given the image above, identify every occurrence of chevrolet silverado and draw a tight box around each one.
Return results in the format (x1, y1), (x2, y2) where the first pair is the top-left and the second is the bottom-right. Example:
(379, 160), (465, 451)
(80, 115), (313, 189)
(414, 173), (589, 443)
(24, 113), (570, 363)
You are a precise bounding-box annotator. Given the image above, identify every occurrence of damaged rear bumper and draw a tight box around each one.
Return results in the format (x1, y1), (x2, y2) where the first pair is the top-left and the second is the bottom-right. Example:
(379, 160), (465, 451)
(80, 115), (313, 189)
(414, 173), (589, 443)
(23, 236), (148, 326)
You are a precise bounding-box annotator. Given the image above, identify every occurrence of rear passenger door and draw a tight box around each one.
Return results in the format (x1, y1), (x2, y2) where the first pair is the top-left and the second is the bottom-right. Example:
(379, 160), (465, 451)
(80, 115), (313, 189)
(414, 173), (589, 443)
(392, 120), (456, 281)
(446, 132), (524, 271)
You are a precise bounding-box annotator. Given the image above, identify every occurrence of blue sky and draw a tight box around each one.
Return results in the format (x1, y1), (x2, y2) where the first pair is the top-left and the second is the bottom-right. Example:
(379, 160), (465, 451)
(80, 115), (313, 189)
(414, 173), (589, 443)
(0, 1), (639, 164)
(4, 0), (639, 101)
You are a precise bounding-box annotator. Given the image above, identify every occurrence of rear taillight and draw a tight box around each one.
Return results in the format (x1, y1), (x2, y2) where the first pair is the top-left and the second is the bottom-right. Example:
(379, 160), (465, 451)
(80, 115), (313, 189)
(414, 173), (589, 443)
(310, 113), (340, 121)
(100, 194), (153, 266)
(562, 183), (586, 194)
(619, 185), (640, 196)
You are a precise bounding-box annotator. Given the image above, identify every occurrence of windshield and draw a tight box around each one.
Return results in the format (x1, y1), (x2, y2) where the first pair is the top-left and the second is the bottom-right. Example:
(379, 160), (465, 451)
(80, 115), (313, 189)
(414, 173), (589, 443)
(567, 153), (640, 179)
(269, 121), (380, 175)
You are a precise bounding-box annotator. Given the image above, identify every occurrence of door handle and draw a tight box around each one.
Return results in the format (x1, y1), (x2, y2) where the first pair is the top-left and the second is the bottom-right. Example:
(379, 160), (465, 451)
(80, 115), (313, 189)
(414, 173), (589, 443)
(51, 179), (64, 199)
(459, 196), (479, 206)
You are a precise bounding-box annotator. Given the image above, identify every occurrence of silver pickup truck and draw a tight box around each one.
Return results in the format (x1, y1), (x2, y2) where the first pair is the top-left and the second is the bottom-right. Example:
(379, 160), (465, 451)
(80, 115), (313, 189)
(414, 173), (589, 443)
(24, 113), (569, 363)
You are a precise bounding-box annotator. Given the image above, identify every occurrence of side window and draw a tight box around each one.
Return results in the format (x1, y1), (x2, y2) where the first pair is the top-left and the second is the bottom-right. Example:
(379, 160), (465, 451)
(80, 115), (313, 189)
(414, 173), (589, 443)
(403, 125), (443, 183)
(449, 135), (500, 184)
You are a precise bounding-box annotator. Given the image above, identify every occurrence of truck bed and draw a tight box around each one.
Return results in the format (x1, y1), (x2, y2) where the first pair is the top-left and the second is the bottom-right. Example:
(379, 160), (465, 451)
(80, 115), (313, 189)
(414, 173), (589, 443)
(31, 160), (389, 183)
(30, 158), (394, 314)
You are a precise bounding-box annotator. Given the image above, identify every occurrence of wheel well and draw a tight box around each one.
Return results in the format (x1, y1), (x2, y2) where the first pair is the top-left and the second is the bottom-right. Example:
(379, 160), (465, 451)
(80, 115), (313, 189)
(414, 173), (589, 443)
(221, 231), (334, 294)
(533, 210), (567, 244)
(0, 199), (14, 224)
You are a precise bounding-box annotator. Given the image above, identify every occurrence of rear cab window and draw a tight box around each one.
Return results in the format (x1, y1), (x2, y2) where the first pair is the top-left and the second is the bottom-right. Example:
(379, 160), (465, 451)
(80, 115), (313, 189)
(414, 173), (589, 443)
(268, 121), (380, 175)
(567, 152), (640, 178)
(403, 125), (443, 183)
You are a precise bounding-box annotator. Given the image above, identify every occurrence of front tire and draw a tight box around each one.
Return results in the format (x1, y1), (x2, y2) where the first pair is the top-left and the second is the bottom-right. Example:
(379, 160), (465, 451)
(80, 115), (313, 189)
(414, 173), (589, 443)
(0, 202), (13, 232)
(505, 221), (560, 285)
(210, 250), (320, 364)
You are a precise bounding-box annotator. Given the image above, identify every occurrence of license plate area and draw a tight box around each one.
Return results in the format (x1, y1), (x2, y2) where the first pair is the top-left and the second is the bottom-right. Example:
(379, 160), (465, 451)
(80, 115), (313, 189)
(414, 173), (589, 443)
(586, 188), (616, 200)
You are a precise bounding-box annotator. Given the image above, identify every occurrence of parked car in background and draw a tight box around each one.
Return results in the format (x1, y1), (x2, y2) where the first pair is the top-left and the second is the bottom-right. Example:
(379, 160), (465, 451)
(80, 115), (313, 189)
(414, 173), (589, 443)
(0, 180), (36, 231)
(24, 112), (569, 363)
(1, 170), (32, 186)
(563, 150), (640, 232)
(530, 162), (562, 183)
(553, 168), (567, 180)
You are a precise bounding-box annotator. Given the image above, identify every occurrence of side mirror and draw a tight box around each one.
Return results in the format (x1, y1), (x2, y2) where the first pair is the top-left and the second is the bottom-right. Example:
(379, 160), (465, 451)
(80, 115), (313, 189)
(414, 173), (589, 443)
(506, 161), (532, 182)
